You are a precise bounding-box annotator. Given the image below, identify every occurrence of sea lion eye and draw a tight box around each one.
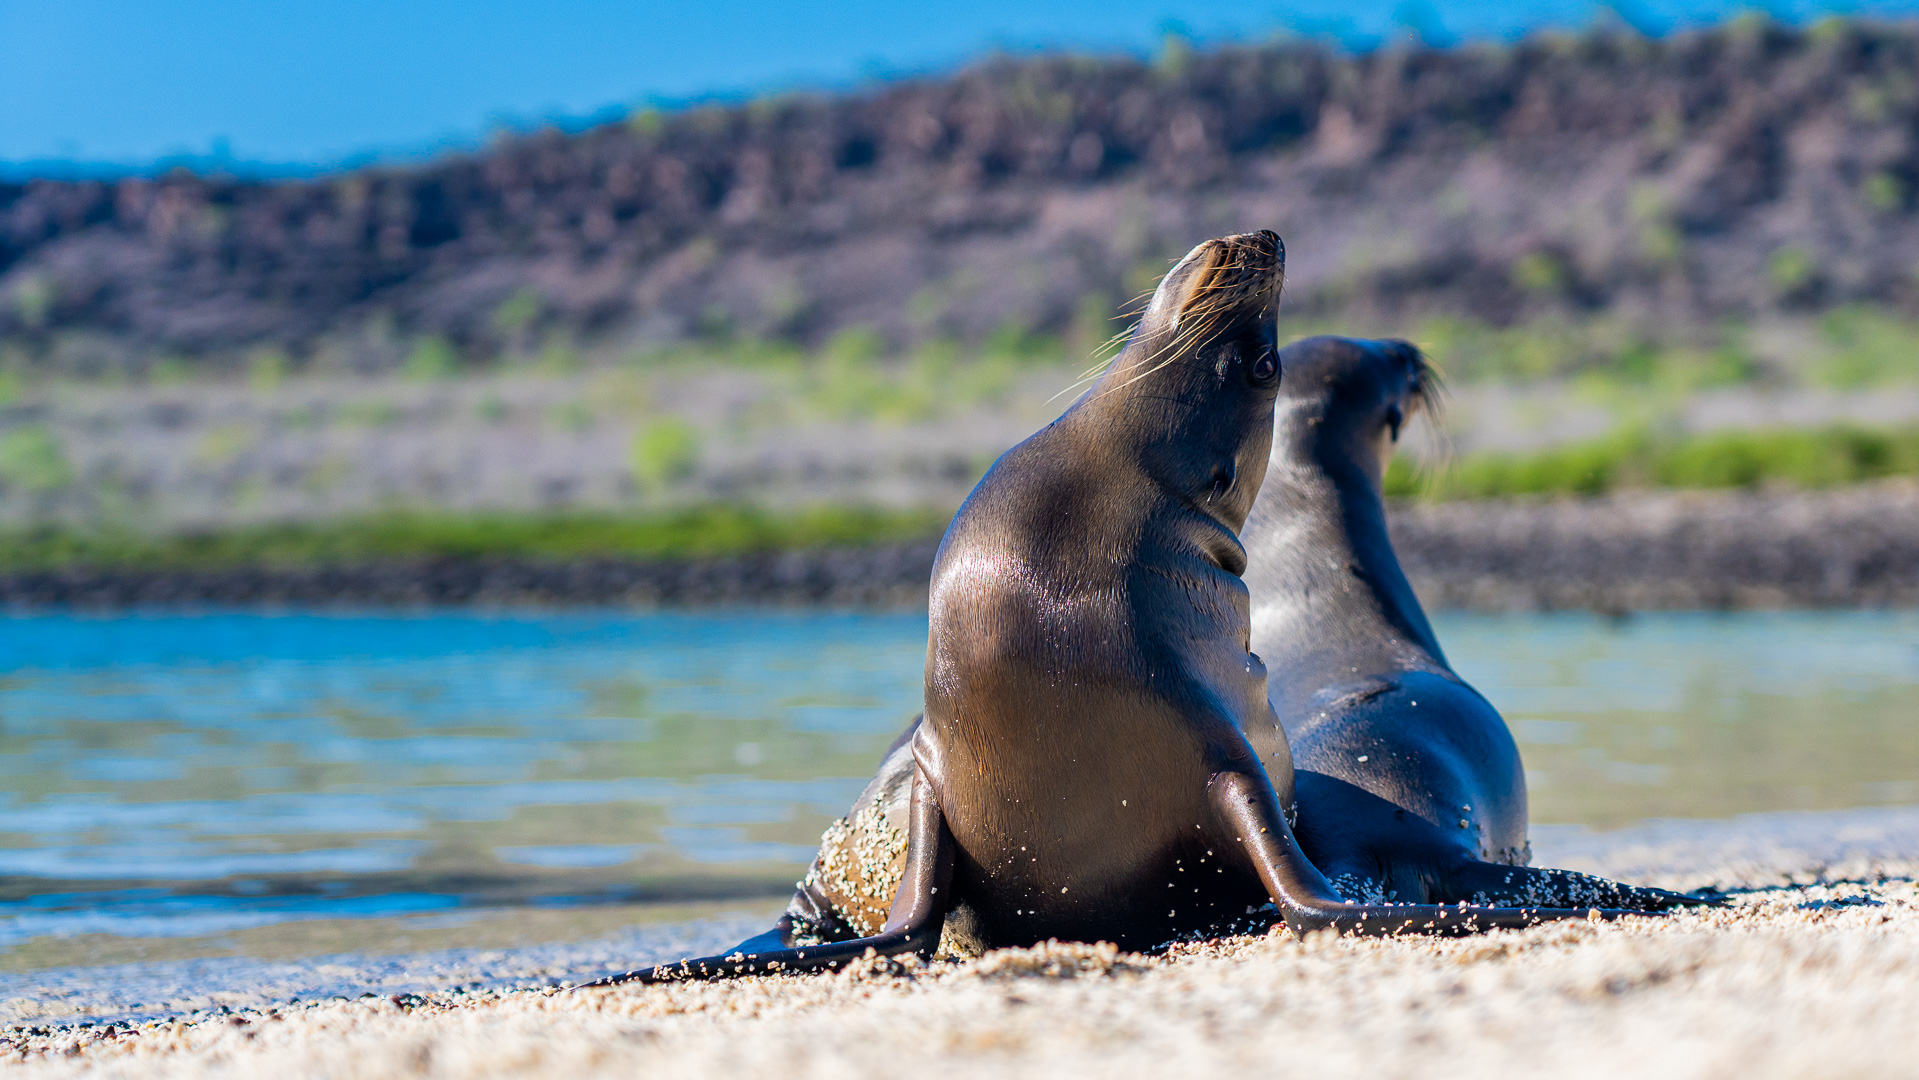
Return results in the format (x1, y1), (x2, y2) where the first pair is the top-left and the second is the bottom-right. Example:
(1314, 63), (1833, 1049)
(1250, 349), (1278, 384)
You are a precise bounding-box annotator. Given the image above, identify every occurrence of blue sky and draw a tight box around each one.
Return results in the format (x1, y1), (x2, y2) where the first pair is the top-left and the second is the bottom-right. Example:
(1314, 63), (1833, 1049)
(2, 0), (1915, 174)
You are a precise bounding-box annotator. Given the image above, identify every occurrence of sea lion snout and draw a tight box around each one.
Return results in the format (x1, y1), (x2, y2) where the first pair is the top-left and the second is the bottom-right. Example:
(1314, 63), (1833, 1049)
(1273, 336), (1443, 477)
(1382, 339), (1440, 427)
(1148, 230), (1286, 332)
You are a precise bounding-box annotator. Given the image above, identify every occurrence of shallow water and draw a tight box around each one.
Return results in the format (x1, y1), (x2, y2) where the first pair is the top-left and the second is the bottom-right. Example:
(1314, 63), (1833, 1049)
(1446, 611), (1919, 827)
(1, 608), (1916, 973)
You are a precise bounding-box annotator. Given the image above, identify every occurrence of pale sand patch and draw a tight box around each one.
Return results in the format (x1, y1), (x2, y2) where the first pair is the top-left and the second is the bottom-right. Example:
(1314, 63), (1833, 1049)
(6, 879), (1918, 1080)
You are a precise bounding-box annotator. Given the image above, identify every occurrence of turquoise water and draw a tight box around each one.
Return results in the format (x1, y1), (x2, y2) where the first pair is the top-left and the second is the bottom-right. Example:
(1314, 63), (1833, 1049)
(0, 611), (926, 958)
(1, 608), (1916, 959)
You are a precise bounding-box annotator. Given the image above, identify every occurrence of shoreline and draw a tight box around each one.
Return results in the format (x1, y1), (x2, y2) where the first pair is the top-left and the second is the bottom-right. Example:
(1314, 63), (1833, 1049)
(1392, 478), (1919, 612)
(10, 803), (1919, 1027)
(7, 802), (1919, 1077)
(5, 482), (1917, 612)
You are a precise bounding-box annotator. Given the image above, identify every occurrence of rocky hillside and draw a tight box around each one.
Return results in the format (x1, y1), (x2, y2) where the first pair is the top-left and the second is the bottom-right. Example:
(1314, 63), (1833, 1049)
(5, 17), (1919, 375)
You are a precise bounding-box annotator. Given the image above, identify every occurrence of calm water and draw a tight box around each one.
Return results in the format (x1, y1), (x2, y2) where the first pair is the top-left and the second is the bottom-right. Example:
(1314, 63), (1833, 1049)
(2, 609), (1916, 963)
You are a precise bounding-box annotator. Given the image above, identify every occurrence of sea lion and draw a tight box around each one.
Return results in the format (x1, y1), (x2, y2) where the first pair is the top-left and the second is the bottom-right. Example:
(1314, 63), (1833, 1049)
(589, 233), (1644, 985)
(1240, 336), (1702, 910)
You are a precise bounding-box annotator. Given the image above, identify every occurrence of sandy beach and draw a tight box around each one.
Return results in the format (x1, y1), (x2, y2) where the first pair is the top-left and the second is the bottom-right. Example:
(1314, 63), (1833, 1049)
(7, 807), (1919, 1079)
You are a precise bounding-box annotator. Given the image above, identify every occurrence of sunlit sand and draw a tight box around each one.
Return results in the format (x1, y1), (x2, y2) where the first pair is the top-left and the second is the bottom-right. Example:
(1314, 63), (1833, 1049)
(10, 810), (1918, 1078)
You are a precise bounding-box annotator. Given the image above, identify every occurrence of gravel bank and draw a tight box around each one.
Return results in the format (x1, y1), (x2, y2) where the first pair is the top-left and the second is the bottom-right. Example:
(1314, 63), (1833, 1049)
(1392, 479), (1919, 611)
(0, 544), (942, 610)
(5, 481), (1917, 612)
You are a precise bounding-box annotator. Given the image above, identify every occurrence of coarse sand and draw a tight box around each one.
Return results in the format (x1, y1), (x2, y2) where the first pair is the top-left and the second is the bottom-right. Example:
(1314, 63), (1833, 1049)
(8, 810), (1919, 1079)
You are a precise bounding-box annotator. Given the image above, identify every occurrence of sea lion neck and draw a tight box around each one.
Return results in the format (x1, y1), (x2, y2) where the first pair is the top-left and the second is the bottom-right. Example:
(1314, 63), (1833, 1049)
(1246, 358), (1447, 714)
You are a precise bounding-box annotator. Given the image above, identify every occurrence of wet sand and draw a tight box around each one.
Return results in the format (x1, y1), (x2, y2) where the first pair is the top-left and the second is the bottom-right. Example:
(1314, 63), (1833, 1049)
(7, 807), (1919, 1078)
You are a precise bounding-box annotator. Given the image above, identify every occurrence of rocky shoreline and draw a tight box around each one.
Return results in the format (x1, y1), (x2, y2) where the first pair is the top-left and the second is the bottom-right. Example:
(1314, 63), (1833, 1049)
(0, 543), (943, 611)
(5, 482), (1917, 612)
(1393, 479), (1919, 612)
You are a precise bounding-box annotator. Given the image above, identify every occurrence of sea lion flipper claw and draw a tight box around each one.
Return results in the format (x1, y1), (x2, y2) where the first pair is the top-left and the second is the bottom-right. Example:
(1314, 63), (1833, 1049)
(579, 766), (954, 987)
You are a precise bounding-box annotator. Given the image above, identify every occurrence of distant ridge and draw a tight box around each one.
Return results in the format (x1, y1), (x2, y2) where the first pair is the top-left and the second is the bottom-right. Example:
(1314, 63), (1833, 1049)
(4, 18), (1919, 374)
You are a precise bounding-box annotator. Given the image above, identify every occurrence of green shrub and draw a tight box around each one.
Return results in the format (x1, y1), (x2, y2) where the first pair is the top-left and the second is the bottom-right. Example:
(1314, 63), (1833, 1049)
(1865, 171), (1905, 212)
(1433, 429), (1648, 499)
(10, 275), (54, 329)
(1653, 426), (1919, 488)
(248, 348), (292, 390)
(535, 339), (582, 374)
(0, 426), (73, 493)
(630, 419), (702, 489)
(822, 326), (886, 367)
(402, 336), (459, 380)
(493, 289), (543, 336)
(979, 322), (1066, 366)
(1409, 317), (1770, 389)
(1639, 222), (1683, 265)
(1392, 423), (1919, 501)
(1510, 253), (1565, 294)
(1770, 247), (1816, 293)
(1813, 306), (1919, 387)
(0, 505), (951, 571)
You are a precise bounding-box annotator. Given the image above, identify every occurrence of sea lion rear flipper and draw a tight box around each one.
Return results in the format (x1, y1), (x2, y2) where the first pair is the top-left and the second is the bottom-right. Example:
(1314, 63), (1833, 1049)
(1435, 859), (1719, 911)
(1205, 770), (1659, 935)
(580, 766), (954, 985)
(722, 917), (800, 957)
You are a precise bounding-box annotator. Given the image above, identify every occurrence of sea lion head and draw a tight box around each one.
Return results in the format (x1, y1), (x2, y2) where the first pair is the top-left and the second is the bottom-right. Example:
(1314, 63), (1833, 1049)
(1270, 336), (1440, 488)
(1085, 229), (1286, 530)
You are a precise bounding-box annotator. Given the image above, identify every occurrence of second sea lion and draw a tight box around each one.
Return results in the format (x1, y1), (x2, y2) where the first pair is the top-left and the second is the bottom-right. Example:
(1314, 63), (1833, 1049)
(1240, 336), (1705, 910)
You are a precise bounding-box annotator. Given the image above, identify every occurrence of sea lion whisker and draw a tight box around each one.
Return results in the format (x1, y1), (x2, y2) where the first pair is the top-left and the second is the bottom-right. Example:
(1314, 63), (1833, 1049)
(1090, 312), (1237, 401)
(1402, 344), (1448, 424)
(1050, 349), (1134, 403)
(1393, 342), (1453, 484)
(1048, 321), (1156, 404)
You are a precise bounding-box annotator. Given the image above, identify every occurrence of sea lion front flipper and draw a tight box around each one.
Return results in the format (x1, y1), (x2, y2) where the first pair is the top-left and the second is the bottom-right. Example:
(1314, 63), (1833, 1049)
(580, 766), (954, 985)
(1436, 859), (1720, 911)
(1205, 770), (1656, 935)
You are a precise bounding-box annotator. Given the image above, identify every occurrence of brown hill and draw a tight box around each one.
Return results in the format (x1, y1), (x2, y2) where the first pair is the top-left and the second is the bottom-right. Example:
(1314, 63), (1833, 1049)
(4, 17), (1919, 374)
